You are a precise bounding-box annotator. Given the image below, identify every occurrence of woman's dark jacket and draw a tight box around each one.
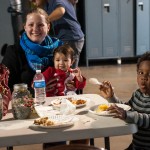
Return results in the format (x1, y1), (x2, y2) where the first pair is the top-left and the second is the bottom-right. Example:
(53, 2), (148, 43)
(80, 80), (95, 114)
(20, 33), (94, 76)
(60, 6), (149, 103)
(2, 42), (35, 94)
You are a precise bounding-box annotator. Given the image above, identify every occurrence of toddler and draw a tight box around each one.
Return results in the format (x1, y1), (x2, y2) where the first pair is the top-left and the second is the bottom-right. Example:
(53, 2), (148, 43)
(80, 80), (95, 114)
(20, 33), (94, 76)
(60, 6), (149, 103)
(42, 44), (86, 97)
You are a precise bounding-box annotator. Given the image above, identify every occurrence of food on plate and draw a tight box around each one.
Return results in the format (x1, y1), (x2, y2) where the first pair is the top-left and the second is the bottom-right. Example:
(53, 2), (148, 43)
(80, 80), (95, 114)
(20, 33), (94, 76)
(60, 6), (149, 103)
(34, 117), (55, 126)
(89, 103), (131, 116)
(67, 97), (86, 105)
(95, 104), (109, 112)
(51, 97), (87, 106)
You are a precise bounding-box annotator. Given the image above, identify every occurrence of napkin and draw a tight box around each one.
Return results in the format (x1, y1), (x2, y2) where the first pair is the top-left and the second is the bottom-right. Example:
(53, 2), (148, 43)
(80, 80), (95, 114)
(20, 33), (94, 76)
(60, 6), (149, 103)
(66, 91), (77, 95)
(60, 98), (76, 115)
(34, 105), (60, 117)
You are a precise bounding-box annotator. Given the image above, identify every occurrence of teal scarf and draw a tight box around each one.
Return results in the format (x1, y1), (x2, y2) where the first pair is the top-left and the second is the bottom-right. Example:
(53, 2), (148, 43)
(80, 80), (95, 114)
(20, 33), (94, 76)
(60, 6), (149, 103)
(20, 32), (63, 71)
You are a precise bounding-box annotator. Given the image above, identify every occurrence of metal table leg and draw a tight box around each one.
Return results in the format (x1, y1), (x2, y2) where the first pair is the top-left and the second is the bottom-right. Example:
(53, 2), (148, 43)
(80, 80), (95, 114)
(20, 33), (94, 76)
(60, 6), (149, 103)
(7, 146), (13, 150)
(90, 138), (94, 146)
(104, 137), (110, 150)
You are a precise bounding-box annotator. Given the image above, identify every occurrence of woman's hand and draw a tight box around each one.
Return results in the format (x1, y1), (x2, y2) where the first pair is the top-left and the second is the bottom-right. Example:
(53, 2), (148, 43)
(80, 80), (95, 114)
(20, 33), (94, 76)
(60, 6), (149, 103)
(99, 81), (114, 99)
(46, 76), (76, 93)
(107, 104), (126, 120)
(65, 80), (76, 91)
(46, 77), (57, 93)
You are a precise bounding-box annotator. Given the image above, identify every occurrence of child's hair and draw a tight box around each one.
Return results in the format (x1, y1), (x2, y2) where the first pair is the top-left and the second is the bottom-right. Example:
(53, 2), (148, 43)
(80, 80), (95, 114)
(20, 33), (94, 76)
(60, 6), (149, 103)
(137, 52), (150, 69)
(26, 8), (50, 24)
(53, 44), (74, 60)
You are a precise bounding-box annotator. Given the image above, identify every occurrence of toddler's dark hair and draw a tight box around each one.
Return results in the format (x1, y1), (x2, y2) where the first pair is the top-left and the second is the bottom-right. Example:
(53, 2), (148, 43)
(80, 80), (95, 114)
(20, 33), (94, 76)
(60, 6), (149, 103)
(137, 51), (150, 69)
(53, 44), (74, 60)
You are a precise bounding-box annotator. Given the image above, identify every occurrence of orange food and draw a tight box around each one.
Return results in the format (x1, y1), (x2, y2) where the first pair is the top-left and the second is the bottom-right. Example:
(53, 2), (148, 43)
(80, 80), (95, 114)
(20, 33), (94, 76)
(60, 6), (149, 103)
(67, 97), (86, 105)
(34, 117), (54, 126)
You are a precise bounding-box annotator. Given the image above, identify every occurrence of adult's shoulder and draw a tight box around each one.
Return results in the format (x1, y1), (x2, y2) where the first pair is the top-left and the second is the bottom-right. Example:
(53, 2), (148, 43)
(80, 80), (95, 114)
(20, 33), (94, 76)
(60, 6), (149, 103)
(7, 42), (23, 53)
(2, 42), (24, 64)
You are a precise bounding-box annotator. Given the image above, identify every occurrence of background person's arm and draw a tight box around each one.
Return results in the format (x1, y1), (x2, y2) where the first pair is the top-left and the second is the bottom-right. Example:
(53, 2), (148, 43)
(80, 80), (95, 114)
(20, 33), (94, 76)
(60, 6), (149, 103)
(48, 6), (65, 22)
(68, 0), (78, 6)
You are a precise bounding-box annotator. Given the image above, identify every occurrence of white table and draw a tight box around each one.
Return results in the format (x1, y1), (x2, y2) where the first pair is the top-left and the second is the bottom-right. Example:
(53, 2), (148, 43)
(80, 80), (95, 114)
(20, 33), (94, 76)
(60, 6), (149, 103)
(0, 94), (137, 150)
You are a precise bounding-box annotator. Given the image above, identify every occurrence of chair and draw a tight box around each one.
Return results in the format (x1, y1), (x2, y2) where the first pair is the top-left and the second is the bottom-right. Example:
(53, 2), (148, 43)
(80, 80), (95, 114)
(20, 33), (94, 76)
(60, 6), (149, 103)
(46, 144), (105, 150)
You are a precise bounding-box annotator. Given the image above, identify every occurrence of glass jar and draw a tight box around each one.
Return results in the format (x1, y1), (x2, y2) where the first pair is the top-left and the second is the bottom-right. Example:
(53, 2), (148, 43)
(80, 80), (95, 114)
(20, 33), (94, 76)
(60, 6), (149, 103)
(12, 83), (32, 119)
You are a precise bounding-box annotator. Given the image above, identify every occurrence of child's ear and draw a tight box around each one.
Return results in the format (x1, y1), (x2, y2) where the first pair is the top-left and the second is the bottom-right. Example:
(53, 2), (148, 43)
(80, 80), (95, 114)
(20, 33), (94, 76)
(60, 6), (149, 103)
(48, 23), (50, 32)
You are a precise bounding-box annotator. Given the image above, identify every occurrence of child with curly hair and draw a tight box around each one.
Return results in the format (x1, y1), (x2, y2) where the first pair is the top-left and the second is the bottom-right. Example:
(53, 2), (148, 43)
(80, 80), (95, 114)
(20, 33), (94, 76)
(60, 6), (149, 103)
(99, 52), (150, 150)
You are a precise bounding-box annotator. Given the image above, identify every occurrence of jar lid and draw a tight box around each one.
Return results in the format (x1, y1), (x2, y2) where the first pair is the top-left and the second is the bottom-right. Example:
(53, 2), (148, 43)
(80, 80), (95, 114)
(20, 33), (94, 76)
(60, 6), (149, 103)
(36, 70), (41, 73)
(13, 83), (27, 90)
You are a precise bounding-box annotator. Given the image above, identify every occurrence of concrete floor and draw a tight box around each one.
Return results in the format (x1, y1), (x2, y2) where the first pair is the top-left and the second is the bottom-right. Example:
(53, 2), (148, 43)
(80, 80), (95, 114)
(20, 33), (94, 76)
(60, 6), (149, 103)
(0, 62), (137, 150)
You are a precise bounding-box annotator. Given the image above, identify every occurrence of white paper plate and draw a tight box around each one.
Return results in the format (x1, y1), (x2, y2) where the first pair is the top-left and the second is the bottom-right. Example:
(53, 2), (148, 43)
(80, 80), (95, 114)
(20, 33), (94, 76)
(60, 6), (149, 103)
(89, 103), (131, 116)
(32, 115), (75, 129)
(48, 115), (75, 122)
(34, 122), (74, 129)
(75, 103), (86, 108)
(113, 103), (131, 111)
(51, 97), (87, 108)
(89, 109), (114, 116)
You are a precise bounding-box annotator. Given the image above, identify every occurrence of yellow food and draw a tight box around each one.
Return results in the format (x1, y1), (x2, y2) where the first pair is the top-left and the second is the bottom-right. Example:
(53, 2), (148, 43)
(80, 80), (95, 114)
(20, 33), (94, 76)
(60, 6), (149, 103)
(96, 104), (109, 112)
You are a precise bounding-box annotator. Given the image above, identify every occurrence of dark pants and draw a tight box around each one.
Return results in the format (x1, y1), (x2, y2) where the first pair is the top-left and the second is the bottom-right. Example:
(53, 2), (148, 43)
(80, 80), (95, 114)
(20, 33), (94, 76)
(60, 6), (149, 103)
(125, 143), (133, 150)
(63, 37), (84, 68)
(43, 141), (66, 150)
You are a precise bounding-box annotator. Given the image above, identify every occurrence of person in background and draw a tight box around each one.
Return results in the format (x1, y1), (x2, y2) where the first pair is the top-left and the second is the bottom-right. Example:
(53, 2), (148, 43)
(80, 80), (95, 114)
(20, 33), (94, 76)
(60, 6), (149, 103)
(2, 8), (62, 95)
(43, 44), (86, 96)
(69, 0), (78, 6)
(30, 0), (84, 69)
(99, 52), (150, 150)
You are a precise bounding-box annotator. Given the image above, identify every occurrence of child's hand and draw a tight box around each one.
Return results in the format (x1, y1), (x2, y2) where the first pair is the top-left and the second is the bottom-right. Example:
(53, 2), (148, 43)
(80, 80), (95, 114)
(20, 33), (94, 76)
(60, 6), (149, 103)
(99, 81), (114, 99)
(107, 104), (126, 120)
(72, 68), (83, 82)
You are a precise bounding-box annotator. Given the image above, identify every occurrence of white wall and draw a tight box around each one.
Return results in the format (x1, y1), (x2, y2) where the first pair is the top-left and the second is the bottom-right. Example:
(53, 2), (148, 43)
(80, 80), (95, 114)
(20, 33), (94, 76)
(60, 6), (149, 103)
(0, 0), (14, 62)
